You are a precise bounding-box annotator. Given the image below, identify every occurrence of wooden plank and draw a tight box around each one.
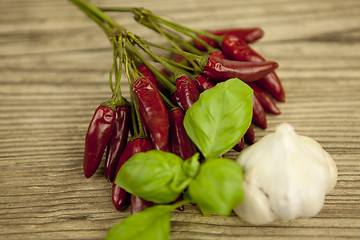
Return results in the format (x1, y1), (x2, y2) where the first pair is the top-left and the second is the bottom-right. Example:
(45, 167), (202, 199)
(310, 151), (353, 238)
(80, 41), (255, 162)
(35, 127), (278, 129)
(0, 0), (359, 239)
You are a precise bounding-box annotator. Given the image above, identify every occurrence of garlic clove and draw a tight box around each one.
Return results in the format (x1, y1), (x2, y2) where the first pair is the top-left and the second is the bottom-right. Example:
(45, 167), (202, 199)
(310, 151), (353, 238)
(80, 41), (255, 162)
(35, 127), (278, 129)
(299, 135), (338, 192)
(234, 123), (338, 224)
(234, 181), (276, 225)
(324, 151), (338, 192)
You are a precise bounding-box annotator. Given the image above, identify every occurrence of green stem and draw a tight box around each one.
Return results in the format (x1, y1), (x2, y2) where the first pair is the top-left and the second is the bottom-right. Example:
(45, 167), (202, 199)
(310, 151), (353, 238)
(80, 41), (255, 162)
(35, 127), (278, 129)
(124, 46), (143, 66)
(108, 47), (116, 94)
(113, 37), (127, 106)
(124, 47), (146, 139)
(132, 95), (146, 138)
(148, 22), (201, 72)
(160, 56), (198, 73)
(171, 199), (191, 210)
(141, 10), (219, 52)
(126, 38), (177, 93)
(70, 0), (127, 33)
(142, 9), (222, 43)
(129, 33), (185, 80)
(100, 6), (135, 13)
(142, 40), (203, 64)
(157, 88), (178, 111)
(127, 42), (177, 110)
(124, 37), (177, 110)
(130, 97), (139, 138)
(99, 6), (222, 46)
(111, 39), (119, 100)
(70, 0), (114, 37)
(134, 16), (204, 56)
(174, 38), (203, 56)
(149, 20), (180, 50)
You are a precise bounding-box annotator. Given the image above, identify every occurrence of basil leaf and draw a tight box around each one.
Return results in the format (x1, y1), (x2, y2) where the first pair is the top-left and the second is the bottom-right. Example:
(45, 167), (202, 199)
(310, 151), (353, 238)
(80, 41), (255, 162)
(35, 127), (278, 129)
(105, 204), (173, 240)
(183, 153), (200, 179)
(183, 78), (253, 159)
(187, 158), (244, 216)
(115, 150), (191, 204)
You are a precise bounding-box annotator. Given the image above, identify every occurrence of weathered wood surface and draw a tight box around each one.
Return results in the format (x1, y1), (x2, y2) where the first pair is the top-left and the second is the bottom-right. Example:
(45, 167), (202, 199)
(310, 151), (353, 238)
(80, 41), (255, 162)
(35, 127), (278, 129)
(1, 0), (359, 239)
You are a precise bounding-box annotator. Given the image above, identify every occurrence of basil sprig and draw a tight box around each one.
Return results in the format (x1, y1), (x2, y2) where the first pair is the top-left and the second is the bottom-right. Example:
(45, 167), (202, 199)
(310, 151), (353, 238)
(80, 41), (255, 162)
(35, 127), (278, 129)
(184, 78), (253, 160)
(105, 201), (188, 240)
(187, 158), (244, 215)
(110, 78), (253, 239)
(115, 152), (200, 203)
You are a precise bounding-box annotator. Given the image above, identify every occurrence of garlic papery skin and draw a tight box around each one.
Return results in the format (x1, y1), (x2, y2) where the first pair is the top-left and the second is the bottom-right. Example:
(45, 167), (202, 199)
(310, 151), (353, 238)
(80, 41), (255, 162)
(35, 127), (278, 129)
(234, 123), (338, 225)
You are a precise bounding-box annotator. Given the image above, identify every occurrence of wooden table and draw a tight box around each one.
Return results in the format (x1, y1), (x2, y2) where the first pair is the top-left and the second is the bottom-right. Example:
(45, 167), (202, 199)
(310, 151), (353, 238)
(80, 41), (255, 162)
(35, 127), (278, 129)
(1, 0), (359, 239)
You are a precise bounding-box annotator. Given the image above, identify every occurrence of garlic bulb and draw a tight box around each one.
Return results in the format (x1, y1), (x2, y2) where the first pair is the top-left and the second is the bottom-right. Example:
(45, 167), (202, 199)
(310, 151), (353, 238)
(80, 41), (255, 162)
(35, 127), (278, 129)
(234, 123), (338, 225)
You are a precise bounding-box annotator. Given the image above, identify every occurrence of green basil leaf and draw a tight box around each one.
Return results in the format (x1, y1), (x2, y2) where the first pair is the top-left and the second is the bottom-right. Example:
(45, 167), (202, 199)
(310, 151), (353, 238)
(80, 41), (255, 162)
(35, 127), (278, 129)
(183, 153), (200, 179)
(187, 158), (244, 216)
(183, 78), (253, 159)
(115, 150), (191, 204)
(105, 204), (173, 240)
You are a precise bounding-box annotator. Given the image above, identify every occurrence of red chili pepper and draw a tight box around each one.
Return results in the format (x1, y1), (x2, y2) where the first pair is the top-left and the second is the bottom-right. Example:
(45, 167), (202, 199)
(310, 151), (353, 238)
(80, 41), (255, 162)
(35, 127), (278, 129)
(136, 64), (165, 92)
(112, 184), (130, 211)
(194, 75), (215, 92)
(221, 35), (285, 102)
(252, 95), (267, 129)
(131, 195), (154, 214)
(222, 34), (265, 62)
(233, 137), (245, 152)
(173, 52), (185, 63)
(160, 68), (171, 78)
(210, 50), (225, 59)
(193, 35), (218, 51)
(112, 138), (153, 211)
(256, 73), (286, 103)
(248, 83), (281, 115)
(175, 75), (200, 112)
(244, 124), (255, 145)
(210, 27), (264, 43)
(203, 55), (278, 83)
(83, 105), (115, 178)
(169, 108), (197, 160)
(133, 77), (171, 152)
(170, 91), (183, 109)
(194, 27), (264, 51)
(104, 105), (131, 182)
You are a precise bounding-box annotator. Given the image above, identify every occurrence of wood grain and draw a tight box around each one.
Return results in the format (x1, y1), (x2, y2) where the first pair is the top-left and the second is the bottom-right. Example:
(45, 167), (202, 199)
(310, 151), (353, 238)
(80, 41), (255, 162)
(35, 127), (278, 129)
(0, 0), (359, 239)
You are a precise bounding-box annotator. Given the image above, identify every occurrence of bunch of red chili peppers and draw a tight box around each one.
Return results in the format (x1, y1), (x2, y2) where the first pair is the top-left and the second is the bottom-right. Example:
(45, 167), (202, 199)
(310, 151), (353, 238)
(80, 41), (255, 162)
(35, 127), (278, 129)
(73, 1), (285, 214)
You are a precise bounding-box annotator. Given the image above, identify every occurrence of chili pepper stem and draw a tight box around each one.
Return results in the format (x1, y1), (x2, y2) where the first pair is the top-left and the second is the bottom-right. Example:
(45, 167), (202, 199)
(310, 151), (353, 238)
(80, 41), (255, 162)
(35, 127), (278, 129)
(100, 6), (217, 54)
(70, 0), (127, 33)
(160, 56), (198, 73)
(136, 16), (204, 56)
(130, 97), (139, 138)
(70, 0), (114, 37)
(132, 95), (146, 139)
(126, 38), (177, 93)
(153, 16), (216, 52)
(142, 40), (203, 63)
(108, 43), (117, 94)
(124, 47), (146, 139)
(157, 89), (178, 111)
(113, 37), (125, 102)
(70, 0), (128, 106)
(100, 7), (135, 13)
(129, 33), (190, 81)
(140, 9), (222, 49)
(172, 199), (191, 209)
(125, 41), (178, 110)
(126, 50), (178, 110)
(144, 19), (202, 71)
